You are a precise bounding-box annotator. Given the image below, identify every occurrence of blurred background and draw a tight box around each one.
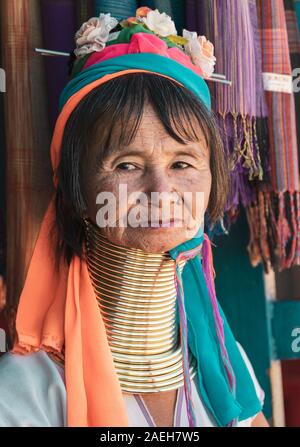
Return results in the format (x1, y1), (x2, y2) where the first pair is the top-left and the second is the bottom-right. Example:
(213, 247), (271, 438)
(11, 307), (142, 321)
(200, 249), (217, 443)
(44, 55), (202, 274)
(0, 0), (300, 427)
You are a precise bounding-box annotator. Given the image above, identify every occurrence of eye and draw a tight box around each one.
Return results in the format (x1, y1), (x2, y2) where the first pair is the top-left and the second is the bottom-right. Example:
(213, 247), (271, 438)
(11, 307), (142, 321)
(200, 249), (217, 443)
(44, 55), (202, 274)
(116, 162), (138, 171)
(171, 161), (191, 169)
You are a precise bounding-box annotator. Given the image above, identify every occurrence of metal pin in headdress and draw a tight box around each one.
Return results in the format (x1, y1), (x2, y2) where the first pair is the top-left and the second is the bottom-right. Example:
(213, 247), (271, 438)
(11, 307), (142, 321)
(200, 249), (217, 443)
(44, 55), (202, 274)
(35, 48), (231, 86)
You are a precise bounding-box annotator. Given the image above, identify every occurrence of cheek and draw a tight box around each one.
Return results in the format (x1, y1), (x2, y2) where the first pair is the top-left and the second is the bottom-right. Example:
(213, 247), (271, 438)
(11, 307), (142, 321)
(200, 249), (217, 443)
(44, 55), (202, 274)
(200, 170), (212, 209)
(86, 172), (142, 224)
(177, 169), (212, 209)
(84, 174), (121, 222)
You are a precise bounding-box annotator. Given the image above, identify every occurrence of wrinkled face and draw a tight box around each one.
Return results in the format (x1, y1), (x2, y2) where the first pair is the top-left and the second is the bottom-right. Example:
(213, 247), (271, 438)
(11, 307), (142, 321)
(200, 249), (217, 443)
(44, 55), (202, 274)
(83, 103), (212, 252)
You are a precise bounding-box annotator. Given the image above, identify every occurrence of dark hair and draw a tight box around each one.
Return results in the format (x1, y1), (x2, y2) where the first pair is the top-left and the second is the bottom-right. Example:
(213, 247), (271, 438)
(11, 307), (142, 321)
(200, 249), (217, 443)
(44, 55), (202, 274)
(54, 73), (229, 265)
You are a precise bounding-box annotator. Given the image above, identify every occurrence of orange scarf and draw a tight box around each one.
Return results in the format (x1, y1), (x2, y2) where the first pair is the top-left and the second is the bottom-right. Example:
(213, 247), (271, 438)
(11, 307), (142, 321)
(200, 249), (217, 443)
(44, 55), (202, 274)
(11, 70), (185, 427)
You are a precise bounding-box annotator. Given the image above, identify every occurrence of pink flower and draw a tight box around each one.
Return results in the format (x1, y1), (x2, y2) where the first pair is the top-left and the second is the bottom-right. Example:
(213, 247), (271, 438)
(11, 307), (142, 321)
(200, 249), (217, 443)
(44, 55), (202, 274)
(182, 29), (216, 78)
(74, 13), (118, 57)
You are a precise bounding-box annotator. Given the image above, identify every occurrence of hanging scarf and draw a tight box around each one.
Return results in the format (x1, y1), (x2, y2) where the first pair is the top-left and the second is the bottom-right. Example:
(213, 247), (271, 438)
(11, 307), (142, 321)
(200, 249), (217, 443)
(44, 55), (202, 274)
(76, 0), (93, 28)
(295, 0), (300, 31)
(247, 0), (300, 271)
(284, 0), (300, 173)
(185, 0), (269, 212)
(10, 20), (262, 427)
(1, 0), (52, 317)
(40, 0), (77, 130)
(94, 0), (138, 21)
(186, 0), (276, 269)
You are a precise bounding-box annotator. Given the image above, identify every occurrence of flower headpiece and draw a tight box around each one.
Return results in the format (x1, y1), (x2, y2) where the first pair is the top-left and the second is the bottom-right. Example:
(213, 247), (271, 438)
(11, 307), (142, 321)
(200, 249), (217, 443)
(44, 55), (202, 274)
(73, 6), (216, 79)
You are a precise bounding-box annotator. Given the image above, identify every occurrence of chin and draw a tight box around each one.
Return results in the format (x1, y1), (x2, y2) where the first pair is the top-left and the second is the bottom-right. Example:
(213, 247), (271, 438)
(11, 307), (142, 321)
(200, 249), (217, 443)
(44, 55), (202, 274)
(105, 227), (198, 253)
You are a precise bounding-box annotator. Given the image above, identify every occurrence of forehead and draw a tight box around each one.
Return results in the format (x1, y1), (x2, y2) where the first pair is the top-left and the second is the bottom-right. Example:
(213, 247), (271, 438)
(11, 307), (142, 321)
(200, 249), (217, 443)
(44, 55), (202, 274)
(129, 103), (201, 133)
(89, 101), (209, 165)
(116, 103), (207, 148)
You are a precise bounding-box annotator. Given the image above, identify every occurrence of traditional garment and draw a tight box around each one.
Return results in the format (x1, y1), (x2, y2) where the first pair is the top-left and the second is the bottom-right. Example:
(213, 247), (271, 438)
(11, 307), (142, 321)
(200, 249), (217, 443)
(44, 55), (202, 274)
(0, 342), (264, 427)
(8, 8), (263, 427)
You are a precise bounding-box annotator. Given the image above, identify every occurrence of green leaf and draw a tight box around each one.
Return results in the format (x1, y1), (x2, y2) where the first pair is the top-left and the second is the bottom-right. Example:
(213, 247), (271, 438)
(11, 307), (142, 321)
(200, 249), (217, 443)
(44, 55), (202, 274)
(167, 35), (188, 45)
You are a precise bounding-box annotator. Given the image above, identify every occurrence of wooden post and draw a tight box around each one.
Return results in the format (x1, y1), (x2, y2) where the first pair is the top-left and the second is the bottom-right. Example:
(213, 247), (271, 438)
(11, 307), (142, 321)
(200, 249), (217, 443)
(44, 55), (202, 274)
(264, 269), (286, 427)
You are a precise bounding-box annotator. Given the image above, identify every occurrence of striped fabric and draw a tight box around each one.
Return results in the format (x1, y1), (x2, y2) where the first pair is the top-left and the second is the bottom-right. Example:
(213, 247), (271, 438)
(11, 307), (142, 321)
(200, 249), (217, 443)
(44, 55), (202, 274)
(94, 0), (138, 21)
(284, 0), (300, 172)
(186, 0), (295, 271)
(246, 0), (300, 271)
(75, 0), (93, 28)
(186, 0), (268, 212)
(1, 0), (52, 319)
(295, 0), (300, 31)
(0, 17), (5, 311)
(41, 0), (77, 130)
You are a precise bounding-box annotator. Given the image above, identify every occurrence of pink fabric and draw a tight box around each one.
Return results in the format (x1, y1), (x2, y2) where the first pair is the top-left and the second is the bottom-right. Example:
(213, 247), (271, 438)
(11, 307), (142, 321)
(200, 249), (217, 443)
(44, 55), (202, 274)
(83, 32), (203, 77)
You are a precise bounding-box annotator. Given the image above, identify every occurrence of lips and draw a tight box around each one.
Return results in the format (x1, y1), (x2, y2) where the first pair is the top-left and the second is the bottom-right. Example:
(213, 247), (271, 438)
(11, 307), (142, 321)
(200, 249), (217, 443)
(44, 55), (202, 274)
(140, 218), (184, 227)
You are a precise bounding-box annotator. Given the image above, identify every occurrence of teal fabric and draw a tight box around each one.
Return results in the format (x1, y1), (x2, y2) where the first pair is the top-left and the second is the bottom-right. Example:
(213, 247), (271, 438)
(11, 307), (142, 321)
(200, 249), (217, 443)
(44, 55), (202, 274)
(94, 0), (137, 22)
(296, 0), (300, 33)
(169, 229), (262, 426)
(58, 53), (211, 112)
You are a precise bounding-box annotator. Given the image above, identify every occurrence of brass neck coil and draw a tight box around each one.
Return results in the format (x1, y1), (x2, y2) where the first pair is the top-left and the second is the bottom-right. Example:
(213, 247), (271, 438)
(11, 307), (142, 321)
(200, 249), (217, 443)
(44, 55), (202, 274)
(84, 218), (197, 394)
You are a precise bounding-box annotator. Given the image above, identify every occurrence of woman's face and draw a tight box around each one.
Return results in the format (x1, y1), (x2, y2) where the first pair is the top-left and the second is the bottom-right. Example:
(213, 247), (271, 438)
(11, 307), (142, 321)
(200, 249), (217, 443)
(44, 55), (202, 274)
(83, 103), (212, 252)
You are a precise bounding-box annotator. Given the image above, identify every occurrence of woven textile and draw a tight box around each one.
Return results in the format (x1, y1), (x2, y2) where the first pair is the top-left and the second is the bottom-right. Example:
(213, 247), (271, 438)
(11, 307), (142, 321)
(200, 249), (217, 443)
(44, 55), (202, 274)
(1, 0), (52, 316)
(246, 0), (300, 271)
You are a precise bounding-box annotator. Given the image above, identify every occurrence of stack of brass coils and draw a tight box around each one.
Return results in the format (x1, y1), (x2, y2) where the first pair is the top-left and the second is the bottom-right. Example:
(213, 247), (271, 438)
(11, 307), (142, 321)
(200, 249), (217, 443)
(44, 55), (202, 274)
(84, 218), (197, 394)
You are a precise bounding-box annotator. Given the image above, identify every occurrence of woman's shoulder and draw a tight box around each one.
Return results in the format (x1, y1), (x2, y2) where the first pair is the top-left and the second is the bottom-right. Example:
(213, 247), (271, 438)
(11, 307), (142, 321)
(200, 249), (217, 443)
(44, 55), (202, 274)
(0, 350), (66, 426)
(0, 349), (65, 383)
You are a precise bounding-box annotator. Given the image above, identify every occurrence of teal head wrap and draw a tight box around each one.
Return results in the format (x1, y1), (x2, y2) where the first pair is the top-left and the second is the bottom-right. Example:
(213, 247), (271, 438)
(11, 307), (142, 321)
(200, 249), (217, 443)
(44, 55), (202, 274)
(59, 52), (211, 112)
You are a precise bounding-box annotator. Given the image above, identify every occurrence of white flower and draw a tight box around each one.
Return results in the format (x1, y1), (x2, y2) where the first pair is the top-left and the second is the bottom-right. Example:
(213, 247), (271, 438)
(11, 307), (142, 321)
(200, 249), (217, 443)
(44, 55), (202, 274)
(182, 29), (216, 78)
(74, 13), (118, 57)
(141, 9), (177, 37)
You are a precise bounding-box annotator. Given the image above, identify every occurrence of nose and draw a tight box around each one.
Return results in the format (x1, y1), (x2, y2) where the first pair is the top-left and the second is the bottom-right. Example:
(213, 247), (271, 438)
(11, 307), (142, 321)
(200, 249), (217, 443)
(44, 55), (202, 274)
(144, 167), (176, 197)
(143, 168), (181, 219)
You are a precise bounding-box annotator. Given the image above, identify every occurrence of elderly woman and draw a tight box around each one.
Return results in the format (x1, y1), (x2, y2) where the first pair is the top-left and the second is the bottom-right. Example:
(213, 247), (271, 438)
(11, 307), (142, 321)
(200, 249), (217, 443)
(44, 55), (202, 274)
(0, 8), (268, 427)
